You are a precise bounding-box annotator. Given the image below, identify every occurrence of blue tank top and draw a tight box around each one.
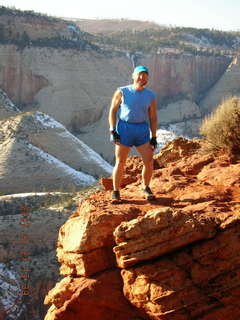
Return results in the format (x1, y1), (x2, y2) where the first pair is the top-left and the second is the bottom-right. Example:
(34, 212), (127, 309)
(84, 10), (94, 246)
(118, 85), (156, 123)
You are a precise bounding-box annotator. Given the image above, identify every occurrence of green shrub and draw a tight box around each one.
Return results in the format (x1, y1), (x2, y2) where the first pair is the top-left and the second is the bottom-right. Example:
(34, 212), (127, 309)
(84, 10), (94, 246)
(200, 96), (240, 153)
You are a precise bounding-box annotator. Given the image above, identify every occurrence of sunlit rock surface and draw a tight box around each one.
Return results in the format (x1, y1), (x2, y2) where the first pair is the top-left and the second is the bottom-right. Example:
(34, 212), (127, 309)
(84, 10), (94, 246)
(44, 138), (240, 320)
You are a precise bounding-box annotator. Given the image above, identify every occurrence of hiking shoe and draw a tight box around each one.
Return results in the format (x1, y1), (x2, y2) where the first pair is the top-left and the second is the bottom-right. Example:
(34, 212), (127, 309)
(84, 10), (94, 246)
(142, 186), (155, 201)
(111, 190), (121, 203)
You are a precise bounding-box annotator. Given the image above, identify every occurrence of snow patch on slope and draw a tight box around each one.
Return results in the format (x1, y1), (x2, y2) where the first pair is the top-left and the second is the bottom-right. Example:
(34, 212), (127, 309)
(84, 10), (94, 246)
(27, 142), (96, 186)
(0, 263), (24, 319)
(58, 131), (113, 174)
(34, 111), (113, 175)
(156, 124), (189, 152)
(182, 33), (212, 48)
(35, 112), (65, 130)
(0, 89), (20, 113)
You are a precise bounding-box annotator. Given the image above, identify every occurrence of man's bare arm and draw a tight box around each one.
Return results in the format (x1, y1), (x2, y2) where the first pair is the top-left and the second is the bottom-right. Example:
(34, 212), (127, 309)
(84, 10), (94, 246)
(148, 99), (157, 137)
(108, 89), (122, 130)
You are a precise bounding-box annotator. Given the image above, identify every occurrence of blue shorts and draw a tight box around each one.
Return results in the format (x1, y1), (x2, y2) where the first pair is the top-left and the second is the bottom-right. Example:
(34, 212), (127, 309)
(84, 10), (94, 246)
(116, 119), (150, 147)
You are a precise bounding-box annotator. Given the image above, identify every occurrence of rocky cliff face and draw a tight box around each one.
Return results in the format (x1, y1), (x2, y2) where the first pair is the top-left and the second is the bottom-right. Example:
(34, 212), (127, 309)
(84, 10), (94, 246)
(0, 88), (20, 120)
(0, 44), (131, 130)
(0, 44), (232, 130)
(200, 56), (240, 112)
(141, 53), (231, 106)
(0, 42), (236, 164)
(0, 9), (238, 163)
(44, 138), (240, 320)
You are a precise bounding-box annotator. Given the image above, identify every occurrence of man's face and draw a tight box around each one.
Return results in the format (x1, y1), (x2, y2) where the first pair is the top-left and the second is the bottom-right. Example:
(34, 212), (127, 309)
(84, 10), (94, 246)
(132, 71), (149, 87)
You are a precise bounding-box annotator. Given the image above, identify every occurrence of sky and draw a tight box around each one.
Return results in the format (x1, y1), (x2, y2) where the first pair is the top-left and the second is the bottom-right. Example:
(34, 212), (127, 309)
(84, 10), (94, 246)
(1, 0), (240, 31)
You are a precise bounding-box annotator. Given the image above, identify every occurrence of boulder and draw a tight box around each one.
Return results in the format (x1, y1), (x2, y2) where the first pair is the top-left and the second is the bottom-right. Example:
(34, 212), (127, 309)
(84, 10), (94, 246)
(153, 137), (201, 168)
(44, 270), (143, 320)
(57, 198), (141, 276)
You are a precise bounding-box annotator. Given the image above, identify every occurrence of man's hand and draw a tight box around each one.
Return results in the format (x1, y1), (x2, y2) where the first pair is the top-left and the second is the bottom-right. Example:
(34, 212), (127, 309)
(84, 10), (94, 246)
(150, 137), (157, 149)
(110, 129), (120, 144)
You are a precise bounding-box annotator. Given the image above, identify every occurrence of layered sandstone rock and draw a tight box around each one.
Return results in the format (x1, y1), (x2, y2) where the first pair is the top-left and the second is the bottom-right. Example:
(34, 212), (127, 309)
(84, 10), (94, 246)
(113, 207), (216, 268)
(44, 138), (240, 320)
(153, 137), (202, 168)
(121, 222), (240, 320)
(44, 270), (143, 320)
(56, 199), (141, 277)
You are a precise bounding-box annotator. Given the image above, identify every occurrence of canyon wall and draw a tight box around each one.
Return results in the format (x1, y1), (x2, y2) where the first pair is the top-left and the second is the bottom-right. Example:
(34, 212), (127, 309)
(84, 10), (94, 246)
(141, 53), (231, 106)
(0, 9), (238, 162)
(0, 45), (132, 131)
(200, 56), (240, 112)
(0, 44), (234, 163)
(0, 45), (232, 132)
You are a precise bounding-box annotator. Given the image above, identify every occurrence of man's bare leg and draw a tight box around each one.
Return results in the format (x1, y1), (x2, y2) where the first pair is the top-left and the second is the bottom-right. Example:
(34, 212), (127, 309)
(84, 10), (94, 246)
(112, 144), (130, 191)
(136, 142), (153, 187)
(136, 142), (155, 200)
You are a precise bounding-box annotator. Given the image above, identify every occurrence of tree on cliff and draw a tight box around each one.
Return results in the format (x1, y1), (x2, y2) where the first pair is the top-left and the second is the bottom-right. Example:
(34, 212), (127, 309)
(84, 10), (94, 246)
(0, 24), (5, 42)
(200, 96), (240, 153)
(19, 31), (30, 47)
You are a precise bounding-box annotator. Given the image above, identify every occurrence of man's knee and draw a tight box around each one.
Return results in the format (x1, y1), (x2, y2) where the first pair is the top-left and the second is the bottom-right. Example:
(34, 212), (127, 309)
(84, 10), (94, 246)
(115, 157), (127, 167)
(142, 157), (153, 168)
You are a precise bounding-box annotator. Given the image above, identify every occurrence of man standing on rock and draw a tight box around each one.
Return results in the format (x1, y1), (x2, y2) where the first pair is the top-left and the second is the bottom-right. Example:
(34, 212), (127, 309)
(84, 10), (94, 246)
(109, 65), (158, 203)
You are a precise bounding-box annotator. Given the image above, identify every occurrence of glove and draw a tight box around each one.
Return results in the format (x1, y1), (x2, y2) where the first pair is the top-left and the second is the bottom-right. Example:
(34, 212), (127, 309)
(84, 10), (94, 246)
(110, 129), (120, 144)
(150, 137), (157, 149)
